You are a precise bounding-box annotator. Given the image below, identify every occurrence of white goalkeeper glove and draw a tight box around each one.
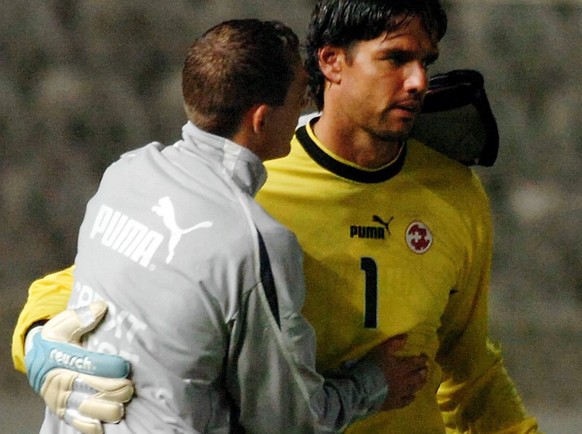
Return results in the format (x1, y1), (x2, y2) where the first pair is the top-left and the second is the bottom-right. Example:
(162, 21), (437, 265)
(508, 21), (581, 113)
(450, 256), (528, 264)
(25, 300), (134, 434)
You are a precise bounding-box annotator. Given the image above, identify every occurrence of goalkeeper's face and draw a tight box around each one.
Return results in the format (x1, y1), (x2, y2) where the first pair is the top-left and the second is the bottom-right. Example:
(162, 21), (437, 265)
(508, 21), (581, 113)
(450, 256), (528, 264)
(326, 16), (439, 143)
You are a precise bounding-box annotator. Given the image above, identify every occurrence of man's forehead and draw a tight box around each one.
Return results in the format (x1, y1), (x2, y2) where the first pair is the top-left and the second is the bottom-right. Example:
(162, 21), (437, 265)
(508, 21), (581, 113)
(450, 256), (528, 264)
(382, 15), (439, 42)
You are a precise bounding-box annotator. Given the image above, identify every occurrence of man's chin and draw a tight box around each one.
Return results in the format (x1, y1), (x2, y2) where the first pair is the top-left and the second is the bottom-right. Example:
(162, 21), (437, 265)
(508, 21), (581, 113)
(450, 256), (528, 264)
(375, 128), (411, 143)
(373, 117), (415, 141)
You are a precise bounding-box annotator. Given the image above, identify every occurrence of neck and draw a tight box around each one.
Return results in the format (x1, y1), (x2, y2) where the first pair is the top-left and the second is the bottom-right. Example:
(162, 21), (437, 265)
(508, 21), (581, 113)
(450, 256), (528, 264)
(313, 112), (402, 169)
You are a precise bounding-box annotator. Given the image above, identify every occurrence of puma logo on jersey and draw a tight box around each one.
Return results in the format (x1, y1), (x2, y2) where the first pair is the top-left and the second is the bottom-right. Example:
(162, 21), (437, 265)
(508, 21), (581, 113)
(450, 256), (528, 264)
(350, 215), (393, 239)
(90, 205), (164, 268)
(372, 215), (393, 234)
(152, 196), (213, 263)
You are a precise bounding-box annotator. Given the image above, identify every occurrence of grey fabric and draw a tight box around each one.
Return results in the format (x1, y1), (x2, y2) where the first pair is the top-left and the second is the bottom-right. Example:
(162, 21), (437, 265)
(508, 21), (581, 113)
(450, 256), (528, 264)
(40, 122), (387, 434)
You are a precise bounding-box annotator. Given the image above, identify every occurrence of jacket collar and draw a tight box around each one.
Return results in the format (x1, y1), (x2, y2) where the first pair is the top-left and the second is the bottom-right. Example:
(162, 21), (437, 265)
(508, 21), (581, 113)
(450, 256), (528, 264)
(179, 121), (267, 197)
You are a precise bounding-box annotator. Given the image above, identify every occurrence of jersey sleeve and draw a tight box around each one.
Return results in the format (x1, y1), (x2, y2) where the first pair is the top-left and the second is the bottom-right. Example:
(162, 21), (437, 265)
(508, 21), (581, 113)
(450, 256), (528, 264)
(231, 287), (388, 433)
(435, 172), (540, 433)
(11, 266), (75, 372)
(229, 230), (388, 432)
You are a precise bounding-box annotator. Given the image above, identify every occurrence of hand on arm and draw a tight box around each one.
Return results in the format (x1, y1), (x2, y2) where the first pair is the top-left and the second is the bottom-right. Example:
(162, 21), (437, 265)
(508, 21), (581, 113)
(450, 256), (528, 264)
(366, 334), (429, 410)
(25, 300), (134, 434)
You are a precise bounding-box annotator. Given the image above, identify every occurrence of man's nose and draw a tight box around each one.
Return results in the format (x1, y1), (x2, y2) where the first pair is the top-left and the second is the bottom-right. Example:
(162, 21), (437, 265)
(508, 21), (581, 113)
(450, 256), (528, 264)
(404, 62), (429, 94)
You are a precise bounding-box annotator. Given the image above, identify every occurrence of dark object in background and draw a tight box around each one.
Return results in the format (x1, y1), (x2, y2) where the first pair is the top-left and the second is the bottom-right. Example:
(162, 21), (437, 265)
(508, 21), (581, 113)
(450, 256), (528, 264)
(412, 69), (499, 167)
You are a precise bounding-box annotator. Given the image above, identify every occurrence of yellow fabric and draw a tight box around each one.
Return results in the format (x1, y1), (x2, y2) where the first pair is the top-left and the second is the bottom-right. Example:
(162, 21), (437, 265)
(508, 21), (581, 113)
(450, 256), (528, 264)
(257, 123), (539, 433)
(11, 266), (75, 372)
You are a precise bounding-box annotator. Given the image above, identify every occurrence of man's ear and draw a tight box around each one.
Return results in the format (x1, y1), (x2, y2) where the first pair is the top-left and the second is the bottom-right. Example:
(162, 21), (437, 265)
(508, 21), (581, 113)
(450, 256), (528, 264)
(318, 46), (344, 84)
(231, 104), (269, 148)
(251, 104), (270, 134)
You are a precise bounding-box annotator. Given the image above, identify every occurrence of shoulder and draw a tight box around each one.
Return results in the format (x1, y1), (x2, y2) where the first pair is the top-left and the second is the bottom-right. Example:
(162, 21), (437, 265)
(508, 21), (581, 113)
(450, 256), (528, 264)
(252, 199), (299, 246)
(118, 142), (165, 164)
(406, 139), (490, 215)
(100, 143), (166, 178)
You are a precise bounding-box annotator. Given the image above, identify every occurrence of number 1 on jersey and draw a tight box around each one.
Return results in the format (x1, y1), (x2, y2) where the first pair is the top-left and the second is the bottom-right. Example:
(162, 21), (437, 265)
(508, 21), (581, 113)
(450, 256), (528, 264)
(360, 257), (378, 328)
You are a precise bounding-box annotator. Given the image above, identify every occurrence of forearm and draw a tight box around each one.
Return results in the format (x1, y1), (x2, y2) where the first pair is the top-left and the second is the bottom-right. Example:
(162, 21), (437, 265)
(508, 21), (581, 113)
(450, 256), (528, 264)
(232, 288), (386, 433)
(437, 306), (540, 432)
(12, 266), (75, 372)
(438, 340), (541, 433)
(314, 357), (388, 431)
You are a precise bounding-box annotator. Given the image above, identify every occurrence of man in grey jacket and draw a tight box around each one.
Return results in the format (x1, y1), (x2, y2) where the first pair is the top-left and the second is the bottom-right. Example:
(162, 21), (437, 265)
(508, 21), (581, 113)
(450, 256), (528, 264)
(34, 19), (426, 434)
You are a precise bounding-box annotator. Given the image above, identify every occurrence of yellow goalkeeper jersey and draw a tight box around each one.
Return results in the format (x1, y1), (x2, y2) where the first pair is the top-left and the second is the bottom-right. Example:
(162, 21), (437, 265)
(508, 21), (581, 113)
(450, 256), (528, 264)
(257, 120), (538, 433)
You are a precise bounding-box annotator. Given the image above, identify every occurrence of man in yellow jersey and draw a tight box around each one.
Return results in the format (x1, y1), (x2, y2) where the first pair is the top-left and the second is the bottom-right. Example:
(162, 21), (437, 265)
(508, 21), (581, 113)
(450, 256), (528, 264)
(257, 1), (539, 432)
(13, 0), (541, 433)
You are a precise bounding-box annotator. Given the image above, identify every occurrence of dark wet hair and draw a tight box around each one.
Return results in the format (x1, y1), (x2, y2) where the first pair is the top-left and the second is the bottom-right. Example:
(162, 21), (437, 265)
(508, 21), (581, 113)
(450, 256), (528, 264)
(306, 0), (447, 109)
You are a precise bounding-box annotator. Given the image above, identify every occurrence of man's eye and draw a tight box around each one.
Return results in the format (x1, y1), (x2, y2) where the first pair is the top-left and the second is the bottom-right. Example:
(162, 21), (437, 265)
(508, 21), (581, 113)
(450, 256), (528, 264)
(388, 53), (407, 66)
(422, 55), (439, 70)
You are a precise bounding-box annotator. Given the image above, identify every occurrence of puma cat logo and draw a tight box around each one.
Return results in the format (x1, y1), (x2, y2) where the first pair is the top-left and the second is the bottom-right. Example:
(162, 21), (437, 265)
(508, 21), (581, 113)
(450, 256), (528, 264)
(152, 197), (213, 263)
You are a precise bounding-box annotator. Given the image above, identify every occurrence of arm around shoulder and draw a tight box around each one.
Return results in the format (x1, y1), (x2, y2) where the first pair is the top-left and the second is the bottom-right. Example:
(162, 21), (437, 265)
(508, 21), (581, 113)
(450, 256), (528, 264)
(228, 284), (389, 433)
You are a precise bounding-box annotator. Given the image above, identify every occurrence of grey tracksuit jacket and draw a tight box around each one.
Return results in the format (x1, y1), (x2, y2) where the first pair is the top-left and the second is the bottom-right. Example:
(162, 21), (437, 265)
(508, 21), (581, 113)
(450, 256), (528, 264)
(41, 122), (387, 434)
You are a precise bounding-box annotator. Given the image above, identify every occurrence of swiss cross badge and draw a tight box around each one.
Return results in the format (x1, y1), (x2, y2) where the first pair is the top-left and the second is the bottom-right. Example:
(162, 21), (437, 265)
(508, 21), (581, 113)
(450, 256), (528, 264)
(405, 221), (433, 254)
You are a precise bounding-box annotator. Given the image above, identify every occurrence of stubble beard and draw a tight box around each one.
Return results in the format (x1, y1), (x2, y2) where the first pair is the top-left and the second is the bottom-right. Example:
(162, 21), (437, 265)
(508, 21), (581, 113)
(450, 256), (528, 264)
(368, 122), (413, 144)
(371, 109), (418, 143)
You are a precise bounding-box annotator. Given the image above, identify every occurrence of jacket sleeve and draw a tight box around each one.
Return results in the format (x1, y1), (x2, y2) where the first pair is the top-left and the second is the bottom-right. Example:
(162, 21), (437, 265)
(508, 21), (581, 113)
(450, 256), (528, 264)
(436, 172), (540, 433)
(227, 229), (387, 433)
(11, 266), (75, 372)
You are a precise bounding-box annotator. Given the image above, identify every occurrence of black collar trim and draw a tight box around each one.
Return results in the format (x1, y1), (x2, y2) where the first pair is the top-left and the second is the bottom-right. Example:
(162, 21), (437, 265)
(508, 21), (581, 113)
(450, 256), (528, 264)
(295, 120), (407, 184)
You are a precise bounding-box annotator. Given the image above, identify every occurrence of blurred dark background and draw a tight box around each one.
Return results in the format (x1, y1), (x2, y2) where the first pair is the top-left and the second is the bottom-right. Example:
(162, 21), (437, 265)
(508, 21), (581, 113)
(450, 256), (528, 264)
(1, 1), (580, 432)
